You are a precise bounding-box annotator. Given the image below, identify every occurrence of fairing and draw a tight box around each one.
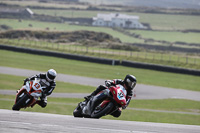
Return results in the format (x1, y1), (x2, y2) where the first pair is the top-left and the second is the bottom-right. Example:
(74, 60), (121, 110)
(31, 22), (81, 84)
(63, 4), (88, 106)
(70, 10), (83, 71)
(109, 85), (127, 106)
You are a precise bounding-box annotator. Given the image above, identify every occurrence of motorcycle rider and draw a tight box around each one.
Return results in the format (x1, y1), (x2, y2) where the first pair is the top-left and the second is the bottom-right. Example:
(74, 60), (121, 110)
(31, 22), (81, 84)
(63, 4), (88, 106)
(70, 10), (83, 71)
(23, 69), (57, 108)
(84, 74), (136, 117)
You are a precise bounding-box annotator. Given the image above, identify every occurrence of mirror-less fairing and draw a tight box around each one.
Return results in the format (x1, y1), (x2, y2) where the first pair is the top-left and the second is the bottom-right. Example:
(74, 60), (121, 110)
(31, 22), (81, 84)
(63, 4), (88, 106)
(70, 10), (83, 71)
(73, 85), (127, 119)
(12, 78), (45, 111)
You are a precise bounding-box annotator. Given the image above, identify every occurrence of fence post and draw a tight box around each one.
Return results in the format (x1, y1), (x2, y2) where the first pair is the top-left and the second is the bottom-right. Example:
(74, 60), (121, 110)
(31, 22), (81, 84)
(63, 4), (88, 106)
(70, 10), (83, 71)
(62, 44), (65, 52)
(137, 52), (139, 58)
(194, 58), (196, 65)
(145, 52), (147, 59)
(34, 40), (37, 46)
(99, 48), (100, 57)
(29, 38), (31, 46)
(169, 55), (171, 62)
(160, 53), (163, 61)
(17, 38), (20, 46)
(75, 45), (77, 52)
(153, 54), (155, 61)
(186, 56), (188, 64)
(40, 39), (42, 48)
(112, 60), (115, 66)
(177, 56), (180, 63)
(23, 39), (26, 46)
(57, 43), (59, 50)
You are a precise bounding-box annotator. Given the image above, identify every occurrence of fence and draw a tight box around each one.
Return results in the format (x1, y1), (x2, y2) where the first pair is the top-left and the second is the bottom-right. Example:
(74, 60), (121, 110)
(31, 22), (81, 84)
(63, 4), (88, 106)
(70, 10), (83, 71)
(0, 38), (200, 67)
(1, 44), (200, 76)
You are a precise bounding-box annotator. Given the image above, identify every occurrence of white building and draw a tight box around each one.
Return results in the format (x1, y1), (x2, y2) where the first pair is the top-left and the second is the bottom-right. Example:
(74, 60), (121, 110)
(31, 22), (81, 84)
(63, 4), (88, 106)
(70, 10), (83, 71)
(92, 13), (144, 29)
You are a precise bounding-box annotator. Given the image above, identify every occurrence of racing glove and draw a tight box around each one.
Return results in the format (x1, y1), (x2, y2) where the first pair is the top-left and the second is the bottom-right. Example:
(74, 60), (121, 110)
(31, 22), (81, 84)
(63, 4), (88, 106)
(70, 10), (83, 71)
(122, 105), (127, 110)
(122, 98), (131, 110)
(23, 78), (30, 85)
(105, 80), (114, 87)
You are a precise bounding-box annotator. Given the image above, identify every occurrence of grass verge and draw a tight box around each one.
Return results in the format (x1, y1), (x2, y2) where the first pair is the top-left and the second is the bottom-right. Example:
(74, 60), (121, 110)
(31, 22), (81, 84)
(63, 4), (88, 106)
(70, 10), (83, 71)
(0, 94), (199, 125)
(0, 50), (200, 91)
(1, 39), (200, 69)
(0, 73), (94, 93)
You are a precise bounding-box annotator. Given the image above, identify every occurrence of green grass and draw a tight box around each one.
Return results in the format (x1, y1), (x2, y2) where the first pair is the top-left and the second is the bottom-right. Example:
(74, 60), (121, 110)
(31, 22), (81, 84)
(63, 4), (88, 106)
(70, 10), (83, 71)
(0, 74), (23, 90)
(1, 38), (200, 69)
(0, 94), (199, 125)
(1, 0), (88, 9)
(129, 99), (200, 112)
(0, 19), (142, 43)
(104, 110), (200, 125)
(31, 9), (200, 30)
(1, 18), (200, 69)
(131, 12), (200, 30)
(0, 73), (94, 93)
(0, 50), (200, 91)
(129, 30), (200, 44)
(1, 88), (200, 113)
(0, 94), (80, 115)
(33, 9), (101, 18)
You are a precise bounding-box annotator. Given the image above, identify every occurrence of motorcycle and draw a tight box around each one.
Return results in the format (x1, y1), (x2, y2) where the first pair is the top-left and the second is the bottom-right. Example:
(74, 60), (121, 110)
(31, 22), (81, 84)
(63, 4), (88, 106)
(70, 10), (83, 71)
(12, 78), (45, 111)
(73, 84), (127, 118)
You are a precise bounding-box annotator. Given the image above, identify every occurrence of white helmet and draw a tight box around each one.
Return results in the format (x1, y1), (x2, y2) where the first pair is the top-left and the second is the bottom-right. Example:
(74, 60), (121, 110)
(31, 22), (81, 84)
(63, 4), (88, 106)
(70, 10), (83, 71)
(46, 69), (57, 82)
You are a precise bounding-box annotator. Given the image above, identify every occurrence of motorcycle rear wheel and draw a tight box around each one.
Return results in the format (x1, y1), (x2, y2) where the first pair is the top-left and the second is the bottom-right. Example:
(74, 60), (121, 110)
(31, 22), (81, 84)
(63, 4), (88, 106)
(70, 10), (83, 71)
(12, 94), (30, 111)
(91, 102), (114, 118)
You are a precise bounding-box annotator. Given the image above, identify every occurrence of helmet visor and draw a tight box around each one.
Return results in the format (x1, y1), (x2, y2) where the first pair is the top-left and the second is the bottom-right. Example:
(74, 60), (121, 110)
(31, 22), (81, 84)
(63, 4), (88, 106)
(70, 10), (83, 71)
(47, 72), (55, 80)
(127, 79), (136, 89)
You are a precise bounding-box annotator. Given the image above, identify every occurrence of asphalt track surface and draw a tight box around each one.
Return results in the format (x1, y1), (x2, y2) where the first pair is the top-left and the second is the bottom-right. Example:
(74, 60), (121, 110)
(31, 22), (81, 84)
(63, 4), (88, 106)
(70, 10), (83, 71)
(0, 109), (200, 133)
(1, 66), (200, 132)
(1, 66), (200, 101)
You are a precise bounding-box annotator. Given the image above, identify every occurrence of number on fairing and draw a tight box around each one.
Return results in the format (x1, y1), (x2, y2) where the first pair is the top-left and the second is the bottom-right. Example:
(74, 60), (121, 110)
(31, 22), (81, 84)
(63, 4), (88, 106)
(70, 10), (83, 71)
(117, 90), (125, 100)
(33, 83), (41, 90)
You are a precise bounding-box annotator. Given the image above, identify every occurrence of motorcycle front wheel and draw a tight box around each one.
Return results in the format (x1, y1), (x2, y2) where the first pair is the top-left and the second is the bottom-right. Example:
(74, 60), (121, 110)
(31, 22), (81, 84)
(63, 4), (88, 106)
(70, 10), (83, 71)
(12, 94), (30, 111)
(73, 103), (83, 118)
(91, 102), (114, 118)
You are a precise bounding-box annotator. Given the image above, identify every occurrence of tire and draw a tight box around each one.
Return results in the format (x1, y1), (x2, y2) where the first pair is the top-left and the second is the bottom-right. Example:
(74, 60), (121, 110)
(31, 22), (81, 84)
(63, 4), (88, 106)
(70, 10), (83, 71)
(73, 104), (83, 117)
(91, 102), (114, 118)
(12, 94), (30, 111)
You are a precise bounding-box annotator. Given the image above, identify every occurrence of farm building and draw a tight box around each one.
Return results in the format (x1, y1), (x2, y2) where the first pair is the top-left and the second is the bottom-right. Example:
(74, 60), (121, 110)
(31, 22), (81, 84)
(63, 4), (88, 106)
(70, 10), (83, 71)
(0, 8), (34, 18)
(92, 13), (145, 29)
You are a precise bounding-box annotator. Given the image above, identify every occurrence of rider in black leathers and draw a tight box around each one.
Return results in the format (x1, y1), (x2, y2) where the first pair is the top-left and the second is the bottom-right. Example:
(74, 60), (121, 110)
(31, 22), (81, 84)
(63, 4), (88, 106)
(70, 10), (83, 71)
(84, 74), (137, 117)
(23, 69), (57, 108)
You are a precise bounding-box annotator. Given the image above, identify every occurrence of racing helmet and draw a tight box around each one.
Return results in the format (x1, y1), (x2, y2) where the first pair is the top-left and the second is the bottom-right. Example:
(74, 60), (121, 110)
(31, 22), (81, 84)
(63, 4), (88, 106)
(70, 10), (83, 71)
(124, 74), (137, 90)
(46, 69), (57, 82)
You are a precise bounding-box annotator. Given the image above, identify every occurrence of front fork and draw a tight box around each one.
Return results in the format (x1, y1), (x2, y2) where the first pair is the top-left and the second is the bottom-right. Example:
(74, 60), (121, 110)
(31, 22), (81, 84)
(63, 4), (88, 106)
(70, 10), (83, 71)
(15, 86), (26, 104)
(15, 86), (37, 108)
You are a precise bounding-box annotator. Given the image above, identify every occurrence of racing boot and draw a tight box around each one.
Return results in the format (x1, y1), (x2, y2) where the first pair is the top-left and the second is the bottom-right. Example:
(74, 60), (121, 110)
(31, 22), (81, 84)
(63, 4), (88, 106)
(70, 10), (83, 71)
(37, 96), (47, 108)
(84, 85), (107, 101)
(37, 100), (47, 108)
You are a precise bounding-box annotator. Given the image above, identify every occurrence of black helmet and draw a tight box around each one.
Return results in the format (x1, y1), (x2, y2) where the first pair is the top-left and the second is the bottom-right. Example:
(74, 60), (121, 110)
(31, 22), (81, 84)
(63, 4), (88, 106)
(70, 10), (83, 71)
(46, 69), (57, 82)
(124, 74), (137, 90)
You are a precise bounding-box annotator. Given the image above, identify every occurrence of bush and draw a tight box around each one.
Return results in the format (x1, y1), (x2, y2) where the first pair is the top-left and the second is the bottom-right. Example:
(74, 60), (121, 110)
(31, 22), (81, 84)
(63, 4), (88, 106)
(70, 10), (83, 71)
(0, 25), (12, 30)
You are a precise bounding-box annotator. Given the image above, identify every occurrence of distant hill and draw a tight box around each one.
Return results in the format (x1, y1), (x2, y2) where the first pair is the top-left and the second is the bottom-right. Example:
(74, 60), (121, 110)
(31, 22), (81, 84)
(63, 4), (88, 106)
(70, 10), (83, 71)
(80, 0), (200, 9)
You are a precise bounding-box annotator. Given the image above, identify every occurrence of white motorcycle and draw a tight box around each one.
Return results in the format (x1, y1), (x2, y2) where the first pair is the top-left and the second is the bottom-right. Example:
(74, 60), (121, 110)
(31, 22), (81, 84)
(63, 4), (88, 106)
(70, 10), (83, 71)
(12, 78), (45, 111)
